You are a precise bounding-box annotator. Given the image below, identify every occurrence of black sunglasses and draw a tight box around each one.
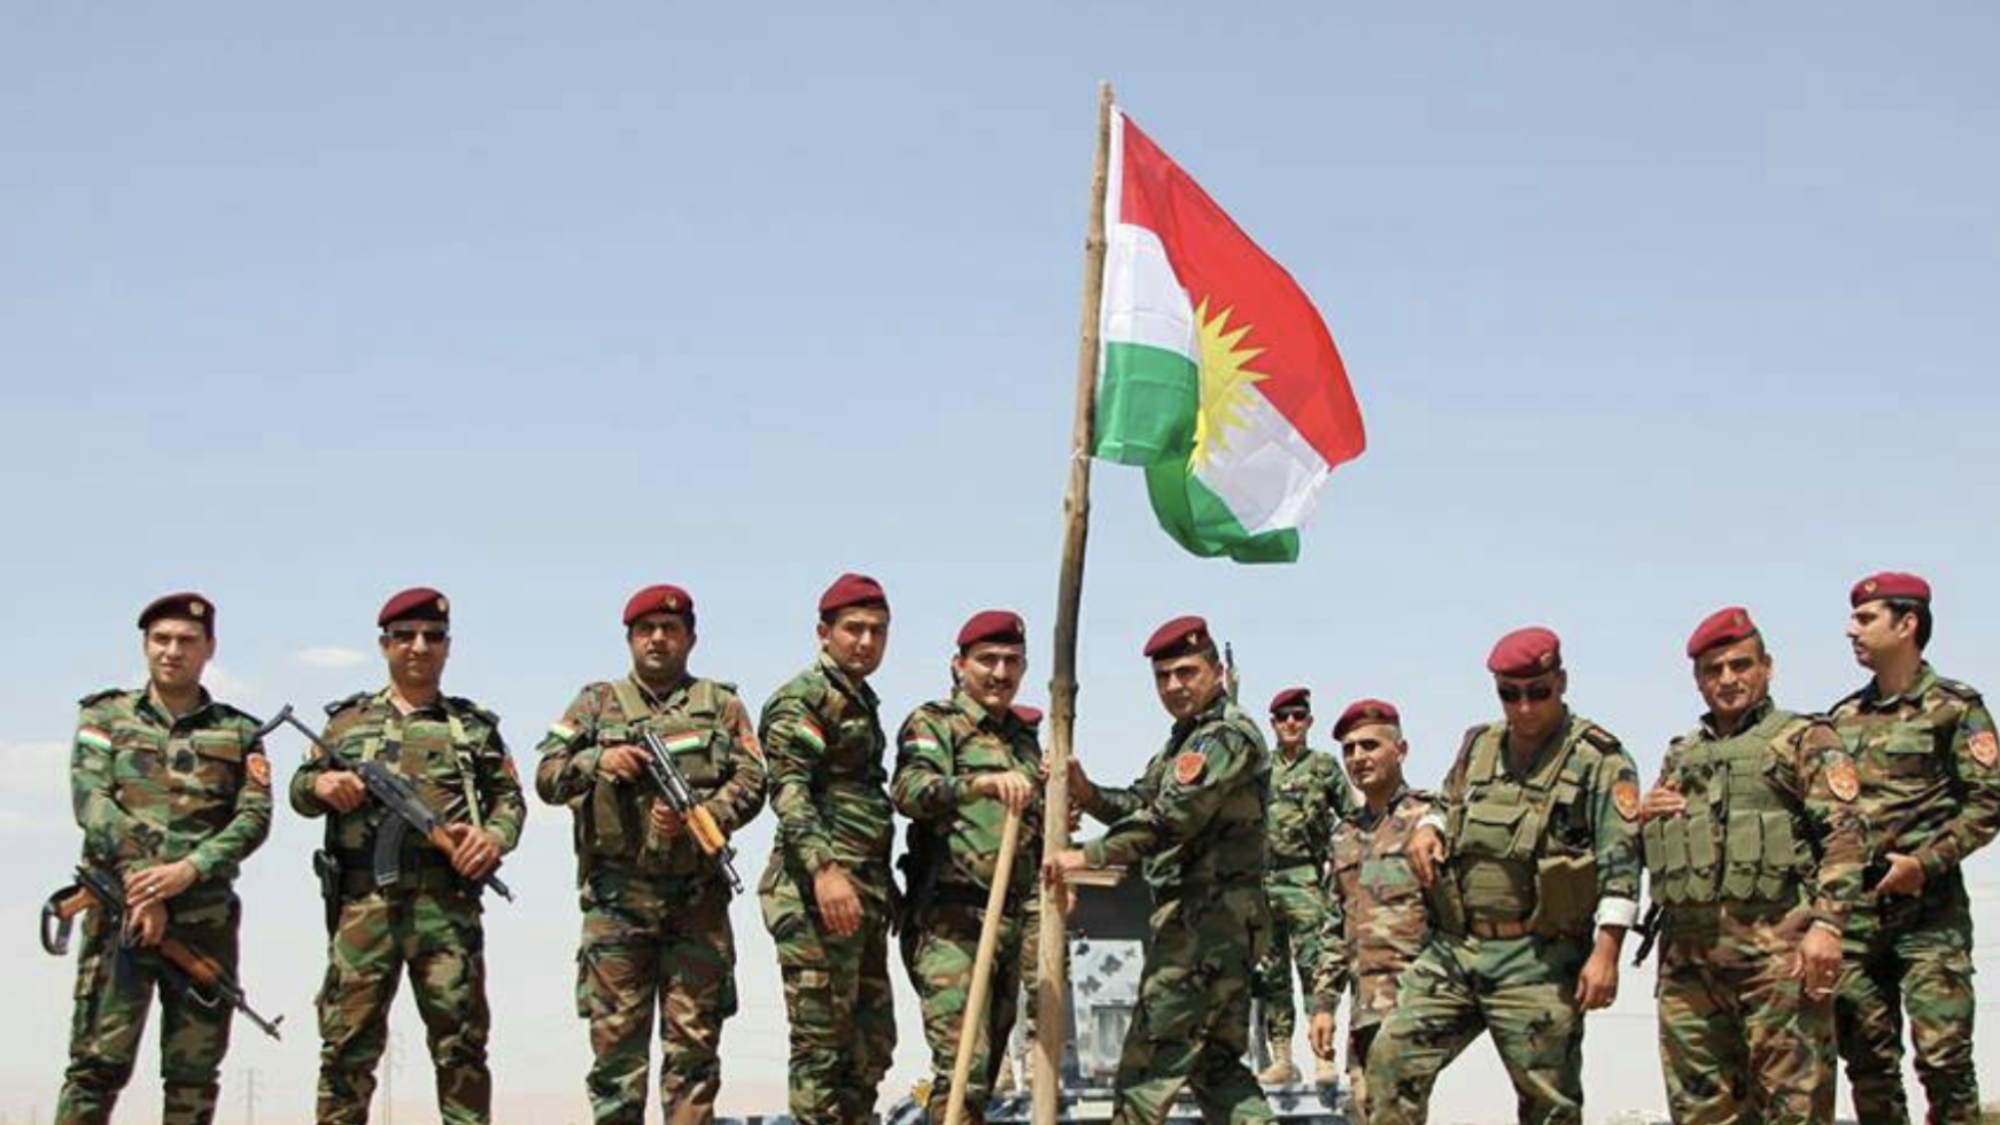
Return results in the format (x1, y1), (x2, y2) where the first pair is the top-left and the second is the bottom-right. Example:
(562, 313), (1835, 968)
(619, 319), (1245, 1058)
(1496, 683), (1555, 704)
(1271, 709), (1311, 722)
(385, 627), (449, 645)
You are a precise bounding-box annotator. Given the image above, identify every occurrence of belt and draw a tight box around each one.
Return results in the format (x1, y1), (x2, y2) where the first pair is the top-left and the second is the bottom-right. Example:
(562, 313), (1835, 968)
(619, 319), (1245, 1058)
(1467, 917), (1532, 940)
(933, 882), (1026, 911)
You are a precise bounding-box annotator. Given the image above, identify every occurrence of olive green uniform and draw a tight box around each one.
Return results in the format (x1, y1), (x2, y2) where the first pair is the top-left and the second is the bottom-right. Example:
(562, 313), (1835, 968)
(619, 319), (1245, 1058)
(1254, 746), (1354, 1049)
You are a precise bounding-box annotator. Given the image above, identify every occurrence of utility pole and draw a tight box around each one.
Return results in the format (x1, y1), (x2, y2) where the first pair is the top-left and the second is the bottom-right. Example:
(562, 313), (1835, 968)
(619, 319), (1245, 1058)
(241, 1066), (259, 1125)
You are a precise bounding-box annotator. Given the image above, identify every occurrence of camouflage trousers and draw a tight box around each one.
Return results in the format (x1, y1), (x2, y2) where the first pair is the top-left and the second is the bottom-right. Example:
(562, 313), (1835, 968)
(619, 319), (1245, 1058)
(1111, 886), (1273, 1125)
(1343, 1022), (1382, 1125)
(315, 887), (491, 1125)
(1835, 886), (1980, 1125)
(1252, 868), (1333, 1044)
(575, 869), (738, 1125)
(57, 894), (240, 1125)
(906, 902), (1024, 1125)
(759, 863), (896, 1125)
(1365, 934), (1588, 1125)
(1655, 944), (1835, 1124)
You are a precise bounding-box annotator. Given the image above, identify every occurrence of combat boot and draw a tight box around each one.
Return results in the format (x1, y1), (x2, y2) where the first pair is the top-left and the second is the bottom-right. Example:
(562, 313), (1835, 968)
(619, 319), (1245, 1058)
(993, 1052), (1018, 1093)
(1257, 1038), (1301, 1084)
(1314, 1054), (1340, 1086)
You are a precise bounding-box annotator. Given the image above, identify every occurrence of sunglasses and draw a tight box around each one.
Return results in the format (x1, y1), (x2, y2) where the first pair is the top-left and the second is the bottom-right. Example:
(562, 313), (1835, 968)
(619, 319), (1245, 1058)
(384, 628), (449, 645)
(1496, 683), (1556, 704)
(1271, 709), (1311, 723)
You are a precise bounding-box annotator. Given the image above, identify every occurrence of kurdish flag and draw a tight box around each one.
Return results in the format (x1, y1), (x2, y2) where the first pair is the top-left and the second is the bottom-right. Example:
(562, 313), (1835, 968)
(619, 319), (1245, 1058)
(1094, 107), (1364, 563)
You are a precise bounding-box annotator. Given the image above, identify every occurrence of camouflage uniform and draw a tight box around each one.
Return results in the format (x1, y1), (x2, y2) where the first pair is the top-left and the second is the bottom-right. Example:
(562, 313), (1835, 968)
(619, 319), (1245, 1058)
(1309, 785), (1433, 1125)
(58, 688), (273, 1125)
(1254, 745), (1354, 1048)
(290, 689), (526, 1125)
(757, 656), (897, 1124)
(1365, 713), (1641, 1125)
(891, 690), (1044, 1125)
(1829, 663), (2000, 1125)
(535, 674), (767, 1125)
(1642, 700), (1866, 1125)
(1077, 694), (1273, 1125)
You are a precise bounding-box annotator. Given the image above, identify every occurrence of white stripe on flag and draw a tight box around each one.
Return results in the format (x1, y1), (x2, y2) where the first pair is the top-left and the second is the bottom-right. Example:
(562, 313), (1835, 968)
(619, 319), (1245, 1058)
(1192, 387), (1334, 535)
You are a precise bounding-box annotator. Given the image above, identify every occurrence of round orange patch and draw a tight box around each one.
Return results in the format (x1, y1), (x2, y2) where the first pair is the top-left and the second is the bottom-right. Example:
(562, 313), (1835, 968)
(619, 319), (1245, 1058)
(1174, 750), (1206, 785)
(246, 753), (272, 788)
(1612, 780), (1640, 821)
(1969, 731), (1999, 770)
(1828, 758), (1860, 802)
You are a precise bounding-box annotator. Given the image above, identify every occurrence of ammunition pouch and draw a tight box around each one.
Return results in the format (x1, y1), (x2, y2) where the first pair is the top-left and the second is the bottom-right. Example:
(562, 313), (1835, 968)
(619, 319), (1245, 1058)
(1527, 852), (1597, 939)
(312, 849), (342, 935)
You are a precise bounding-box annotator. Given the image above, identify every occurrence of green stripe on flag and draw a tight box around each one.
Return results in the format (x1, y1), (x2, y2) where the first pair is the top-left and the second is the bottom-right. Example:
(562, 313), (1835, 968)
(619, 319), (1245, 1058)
(1095, 342), (1198, 465)
(1144, 462), (1302, 563)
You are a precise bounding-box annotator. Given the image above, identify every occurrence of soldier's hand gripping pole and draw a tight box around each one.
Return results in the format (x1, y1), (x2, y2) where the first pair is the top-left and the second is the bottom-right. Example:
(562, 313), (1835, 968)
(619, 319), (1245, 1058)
(638, 729), (744, 894)
(943, 808), (1024, 1125)
(268, 704), (515, 902)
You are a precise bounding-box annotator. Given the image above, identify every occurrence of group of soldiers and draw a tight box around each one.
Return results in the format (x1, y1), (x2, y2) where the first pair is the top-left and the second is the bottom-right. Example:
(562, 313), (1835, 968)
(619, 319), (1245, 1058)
(51, 569), (1995, 1125)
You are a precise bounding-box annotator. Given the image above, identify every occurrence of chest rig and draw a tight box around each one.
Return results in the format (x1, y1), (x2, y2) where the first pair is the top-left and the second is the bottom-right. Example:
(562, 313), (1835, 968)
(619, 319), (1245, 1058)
(1644, 707), (1808, 906)
(1444, 720), (1598, 934)
(580, 678), (731, 876)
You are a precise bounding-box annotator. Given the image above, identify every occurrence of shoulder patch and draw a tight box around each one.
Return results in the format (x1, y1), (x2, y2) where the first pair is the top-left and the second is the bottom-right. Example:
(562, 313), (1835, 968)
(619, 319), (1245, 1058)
(77, 688), (125, 708)
(1936, 679), (1984, 704)
(324, 691), (371, 717)
(1611, 779), (1640, 821)
(1969, 731), (1998, 770)
(1827, 756), (1860, 801)
(1174, 749), (1206, 785)
(246, 753), (273, 788)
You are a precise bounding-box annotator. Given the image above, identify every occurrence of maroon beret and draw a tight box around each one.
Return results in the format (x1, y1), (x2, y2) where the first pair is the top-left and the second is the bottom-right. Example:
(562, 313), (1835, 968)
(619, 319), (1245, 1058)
(1488, 626), (1562, 677)
(378, 586), (450, 628)
(1269, 687), (1311, 714)
(957, 609), (1025, 650)
(1143, 614), (1212, 660)
(137, 592), (216, 637)
(1686, 606), (1759, 658)
(1333, 698), (1400, 740)
(1852, 571), (1931, 607)
(624, 584), (695, 627)
(1011, 704), (1045, 727)
(818, 572), (888, 618)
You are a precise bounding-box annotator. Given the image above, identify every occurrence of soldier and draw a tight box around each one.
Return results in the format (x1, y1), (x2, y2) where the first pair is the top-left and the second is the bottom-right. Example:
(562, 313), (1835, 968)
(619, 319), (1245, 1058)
(757, 573), (898, 1124)
(1252, 686), (1354, 1085)
(1368, 626), (1641, 1125)
(1046, 615), (1274, 1125)
(1638, 607), (1865, 1125)
(1829, 572), (1999, 1125)
(290, 587), (526, 1125)
(535, 584), (767, 1125)
(57, 592), (274, 1125)
(1306, 699), (1432, 1125)
(892, 610), (1043, 1125)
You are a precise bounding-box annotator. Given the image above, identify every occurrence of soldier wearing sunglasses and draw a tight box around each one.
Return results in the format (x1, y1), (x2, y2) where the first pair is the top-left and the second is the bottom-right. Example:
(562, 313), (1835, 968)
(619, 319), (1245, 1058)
(1365, 627), (1640, 1125)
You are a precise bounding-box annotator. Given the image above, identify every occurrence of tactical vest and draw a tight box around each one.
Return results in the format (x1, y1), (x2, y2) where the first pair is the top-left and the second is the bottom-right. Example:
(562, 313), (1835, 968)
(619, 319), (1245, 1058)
(1446, 721), (1597, 928)
(580, 677), (736, 878)
(1644, 708), (1810, 906)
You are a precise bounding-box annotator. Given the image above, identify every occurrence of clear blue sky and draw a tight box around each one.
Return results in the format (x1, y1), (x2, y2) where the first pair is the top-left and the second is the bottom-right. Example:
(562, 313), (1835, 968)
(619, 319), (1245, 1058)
(4, 4), (1997, 1122)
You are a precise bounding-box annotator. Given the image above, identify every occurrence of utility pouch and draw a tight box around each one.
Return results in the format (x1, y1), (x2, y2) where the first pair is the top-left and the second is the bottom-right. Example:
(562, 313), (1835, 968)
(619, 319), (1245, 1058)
(312, 849), (342, 935)
(1425, 863), (1469, 937)
(1528, 852), (1597, 939)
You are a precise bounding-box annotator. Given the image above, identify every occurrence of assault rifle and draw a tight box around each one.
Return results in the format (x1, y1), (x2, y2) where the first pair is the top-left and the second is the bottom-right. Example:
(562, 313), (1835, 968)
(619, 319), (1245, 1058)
(41, 865), (284, 1040)
(269, 704), (515, 903)
(638, 729), (743, 894)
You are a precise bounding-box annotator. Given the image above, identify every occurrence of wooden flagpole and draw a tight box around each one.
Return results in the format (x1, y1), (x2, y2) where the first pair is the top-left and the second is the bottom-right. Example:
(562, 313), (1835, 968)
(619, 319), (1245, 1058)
(1033, 78), (1114, 1125)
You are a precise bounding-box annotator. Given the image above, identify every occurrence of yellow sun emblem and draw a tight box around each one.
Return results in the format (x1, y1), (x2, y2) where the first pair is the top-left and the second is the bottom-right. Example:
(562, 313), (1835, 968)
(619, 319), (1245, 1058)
(1190, 297), (1269, 470)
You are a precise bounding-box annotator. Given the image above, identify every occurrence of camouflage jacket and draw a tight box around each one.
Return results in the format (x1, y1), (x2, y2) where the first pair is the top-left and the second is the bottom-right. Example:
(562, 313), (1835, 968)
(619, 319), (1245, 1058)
(1646, 699), (1866, 939)
(534, 673), (765, 882)
(1081, 693), (1270, 895)
(289, 688), (526, 861)
(891, 689), (1044, 896)
(1313, 785), (1433, 1029)
(1265, 744), (1355, 880)
(759, 656), (894, 888)
(71, 687), (273, 895)
(1831, 662), (2000, 883)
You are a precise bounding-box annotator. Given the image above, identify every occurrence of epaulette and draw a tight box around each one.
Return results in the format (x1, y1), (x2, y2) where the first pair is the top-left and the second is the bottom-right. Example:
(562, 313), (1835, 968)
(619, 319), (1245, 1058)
(77, 687), (125, 708)
(447, 695), (501, 726)
(213, 700), (261, 726)
(324, 691), (372, 717)
(1830, 686), (1867, 712)
(1935, 679), (1984, 704)
(712, 679), (740, 696)
(1581, 725), (1622, 753)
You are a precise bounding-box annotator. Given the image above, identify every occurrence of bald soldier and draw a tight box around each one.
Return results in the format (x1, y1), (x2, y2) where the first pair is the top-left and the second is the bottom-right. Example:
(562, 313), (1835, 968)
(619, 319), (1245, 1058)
(1638, 607), (1866, 1124)
(535, 584), (767, 1125)
(892, 610), (1044, 1125)
(758, 573), (898, 1124)
(1047, 615), (1274, 1125)
(291, 587), (526, 1125)
(1253, 686), (1354, 1085)
(1307, 700), (1433, 1125)
(1830, 572), (2000, 1125)
(1367, 627), (1641, 1125)
(58, 593), (274, 1125)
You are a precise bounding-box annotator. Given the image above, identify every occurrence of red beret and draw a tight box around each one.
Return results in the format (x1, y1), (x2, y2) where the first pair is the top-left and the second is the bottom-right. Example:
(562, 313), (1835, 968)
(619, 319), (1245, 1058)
(818, 572), (888, 617)
(957, 609), (1025, 650)
(1488, 626), (1562, 677)
(1011, 704), (1045, 727)
(1686, 606), (1759, 658)
(378, 587), (450, 628)
(1852, 571), (1931, 607)
(1333, 698), (1400, 740)
(1143, 614), (1212, 660)
(624, 584), (695, 627)
(1269, 687), (1311, 714)
(137, 592), (216, 637)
